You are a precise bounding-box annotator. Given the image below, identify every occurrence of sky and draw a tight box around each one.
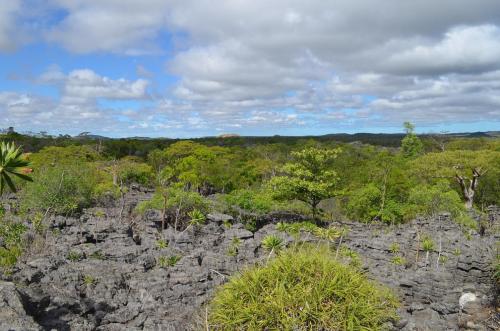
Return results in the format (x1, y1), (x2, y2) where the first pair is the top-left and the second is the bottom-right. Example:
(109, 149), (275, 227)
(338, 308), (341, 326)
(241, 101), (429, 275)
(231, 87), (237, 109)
(0, 1), (499, 138)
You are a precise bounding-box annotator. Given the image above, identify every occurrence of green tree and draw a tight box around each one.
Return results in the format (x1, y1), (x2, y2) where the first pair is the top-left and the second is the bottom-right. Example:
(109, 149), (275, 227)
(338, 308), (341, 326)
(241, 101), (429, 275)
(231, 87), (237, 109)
(401, 122), (423, 158)
(0, 141), (33, 194)
(269, 147), (340, 219)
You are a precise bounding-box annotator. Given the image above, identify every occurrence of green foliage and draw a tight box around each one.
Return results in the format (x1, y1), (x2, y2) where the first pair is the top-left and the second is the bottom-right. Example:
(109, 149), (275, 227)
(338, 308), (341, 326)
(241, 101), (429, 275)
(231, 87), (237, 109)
(0, 141), (33, 194)
(391, 256), (406, 266)
(31, 212), (45, 234)
(339, 245), (362, 268)
(261, 235), (284, 252)
(67, 251), (82, 262)
(158, 255), (181, 268)
(0, 219), (27, 269)
(269, 147), (341, 218)
(346, 184), (406, 224)
(346, 184), (383, 222)
(92, 180), (121, 200)
(227, 237), (241, 257)
(156, 141), (261, 193)
(389, 243), (400, 254)
(19, 146), (100, 215)
(409, 149), (500, 208)
(223, 189), (273, 215)
(401, 122), (423, 158)
(83, 275), (96, 286)
(156, 239), (168, 249)
(407, 181), (466, 219)
(187, 209), (206, 226)
(135, 187), (210, 227)
(275, 221), (319, 236)
(20, 162), (96, 215)
(207, 245), (398, 330)
(438, 255), (448, 264)
(421, 236), (435, 252)
(115, 157), (154, 186)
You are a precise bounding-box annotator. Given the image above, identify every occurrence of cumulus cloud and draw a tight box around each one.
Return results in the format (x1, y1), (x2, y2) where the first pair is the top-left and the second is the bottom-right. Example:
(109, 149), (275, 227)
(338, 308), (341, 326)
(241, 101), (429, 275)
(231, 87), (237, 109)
(0, 68), (151, 134)
(2, 1), (500, 135)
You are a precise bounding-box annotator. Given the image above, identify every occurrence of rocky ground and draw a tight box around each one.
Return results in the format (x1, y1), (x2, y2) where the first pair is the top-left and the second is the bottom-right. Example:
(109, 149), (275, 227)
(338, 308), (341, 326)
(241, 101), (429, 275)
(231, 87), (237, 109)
(1, 187), (499, 331)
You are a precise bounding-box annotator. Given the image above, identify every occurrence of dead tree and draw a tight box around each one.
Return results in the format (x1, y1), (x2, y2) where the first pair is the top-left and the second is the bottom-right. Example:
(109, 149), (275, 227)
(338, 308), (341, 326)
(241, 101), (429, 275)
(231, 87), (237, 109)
(455, 167), (486, 209)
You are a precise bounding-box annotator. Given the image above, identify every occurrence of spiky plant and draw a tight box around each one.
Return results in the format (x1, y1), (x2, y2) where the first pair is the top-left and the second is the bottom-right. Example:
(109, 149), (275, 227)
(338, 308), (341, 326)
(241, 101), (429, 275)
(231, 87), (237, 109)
(0, 141), (33, 194)
(261, 235), (284, 253)
(188, 209), (206, 226)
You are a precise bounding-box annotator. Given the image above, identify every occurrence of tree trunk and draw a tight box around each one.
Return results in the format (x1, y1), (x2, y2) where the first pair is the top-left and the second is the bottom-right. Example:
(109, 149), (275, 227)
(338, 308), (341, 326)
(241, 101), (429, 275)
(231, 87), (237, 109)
(455, 168), (484, 210)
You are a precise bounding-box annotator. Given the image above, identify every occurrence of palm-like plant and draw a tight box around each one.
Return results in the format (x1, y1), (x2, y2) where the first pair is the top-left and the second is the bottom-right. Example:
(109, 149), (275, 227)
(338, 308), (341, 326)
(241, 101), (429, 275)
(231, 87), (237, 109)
(0, 141), (33, 194)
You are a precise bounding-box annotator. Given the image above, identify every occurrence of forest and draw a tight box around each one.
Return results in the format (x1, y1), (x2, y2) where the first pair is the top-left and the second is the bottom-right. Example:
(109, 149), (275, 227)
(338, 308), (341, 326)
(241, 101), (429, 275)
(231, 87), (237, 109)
(1, 123), (499, 329)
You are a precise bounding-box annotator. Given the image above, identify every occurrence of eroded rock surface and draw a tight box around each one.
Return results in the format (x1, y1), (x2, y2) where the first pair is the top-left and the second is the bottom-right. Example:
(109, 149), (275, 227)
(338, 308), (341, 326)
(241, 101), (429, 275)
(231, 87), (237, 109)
(1, 191), (498, 330)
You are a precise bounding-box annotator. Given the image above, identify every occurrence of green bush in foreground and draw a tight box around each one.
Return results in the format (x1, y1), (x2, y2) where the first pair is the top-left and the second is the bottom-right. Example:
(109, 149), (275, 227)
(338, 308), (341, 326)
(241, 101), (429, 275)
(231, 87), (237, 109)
(207, 245), (398, 330)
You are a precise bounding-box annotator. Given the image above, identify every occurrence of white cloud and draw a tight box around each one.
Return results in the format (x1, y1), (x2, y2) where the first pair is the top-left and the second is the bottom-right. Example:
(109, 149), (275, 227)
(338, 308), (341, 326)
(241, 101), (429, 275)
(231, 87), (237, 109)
(2, 1), (500, 135)
(0, 1), (21, 50)
(385, 25), (500, 74)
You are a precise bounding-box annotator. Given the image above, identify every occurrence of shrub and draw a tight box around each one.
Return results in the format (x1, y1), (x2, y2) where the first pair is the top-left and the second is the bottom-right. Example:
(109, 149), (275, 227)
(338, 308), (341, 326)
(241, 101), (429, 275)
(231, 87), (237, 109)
(0, 220), (27, 269)
(207, 245), (398, 330)
(135, 187), (209, 215)
(346, 184), (406, 224)
(276, 221), (318, 236)
(223, 189), (273, 215)
(407, 181), (466, 220)
(20, 162), (96, 215)
(116, 157), (154, 186)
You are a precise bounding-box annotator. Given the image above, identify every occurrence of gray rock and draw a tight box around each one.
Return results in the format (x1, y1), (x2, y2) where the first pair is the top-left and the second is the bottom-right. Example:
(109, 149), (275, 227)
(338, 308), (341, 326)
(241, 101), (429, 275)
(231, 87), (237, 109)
(2, 189), (497, 330)
(0, 281), (42, 330)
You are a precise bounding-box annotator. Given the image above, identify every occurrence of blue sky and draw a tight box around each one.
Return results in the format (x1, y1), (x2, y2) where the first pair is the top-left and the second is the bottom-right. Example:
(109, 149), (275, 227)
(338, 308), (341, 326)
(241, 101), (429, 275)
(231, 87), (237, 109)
(1, 1), (499, 137)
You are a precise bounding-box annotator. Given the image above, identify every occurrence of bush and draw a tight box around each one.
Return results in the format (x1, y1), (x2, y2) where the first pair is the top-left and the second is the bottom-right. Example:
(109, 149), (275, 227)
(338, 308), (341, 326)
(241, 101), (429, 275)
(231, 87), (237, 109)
(207, 245), (398, 330)
(406, 181), (470, 224)
(20, 162), (96, 215)
(116, 157), (154, 186)
(0, 219), (27, 269)
(346, 184), (405, 224)
(135, 187), (210, 215)
(223, 189), (273, 215)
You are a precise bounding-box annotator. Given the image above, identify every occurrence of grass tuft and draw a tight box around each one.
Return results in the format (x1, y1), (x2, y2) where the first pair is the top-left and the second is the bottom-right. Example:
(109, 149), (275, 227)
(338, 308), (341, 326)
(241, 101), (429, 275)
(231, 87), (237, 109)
(207, 245), (399, 330)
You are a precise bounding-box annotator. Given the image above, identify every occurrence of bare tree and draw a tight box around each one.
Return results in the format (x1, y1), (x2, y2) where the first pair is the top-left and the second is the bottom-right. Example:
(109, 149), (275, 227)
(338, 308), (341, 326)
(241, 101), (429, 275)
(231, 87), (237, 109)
(455, 167), (486, 209)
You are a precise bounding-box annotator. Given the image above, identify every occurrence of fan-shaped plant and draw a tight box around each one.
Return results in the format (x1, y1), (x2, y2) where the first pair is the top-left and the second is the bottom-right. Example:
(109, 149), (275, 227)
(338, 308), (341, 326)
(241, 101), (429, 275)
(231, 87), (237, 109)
(188, 209), (206, 226)
(0, 141), (33, 194)
(261, 235), (284, 253)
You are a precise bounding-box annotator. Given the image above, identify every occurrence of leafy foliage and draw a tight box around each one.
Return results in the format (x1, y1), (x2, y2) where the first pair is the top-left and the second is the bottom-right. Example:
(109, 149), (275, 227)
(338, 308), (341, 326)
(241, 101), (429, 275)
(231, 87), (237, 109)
(407, 181), (466, 218)
(20, 161), (97, 215)
(0, 141), (33, 194)
(0, 219), (27, 269)
(208, 245), (398, 330)
(401, 122), (423, 158)
(269, 147), (341, 218)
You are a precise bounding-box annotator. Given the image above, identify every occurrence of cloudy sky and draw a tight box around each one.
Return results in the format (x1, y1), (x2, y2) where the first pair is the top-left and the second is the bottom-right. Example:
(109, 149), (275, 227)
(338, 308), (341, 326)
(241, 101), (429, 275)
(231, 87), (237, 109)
(1, 0), (499, 137)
